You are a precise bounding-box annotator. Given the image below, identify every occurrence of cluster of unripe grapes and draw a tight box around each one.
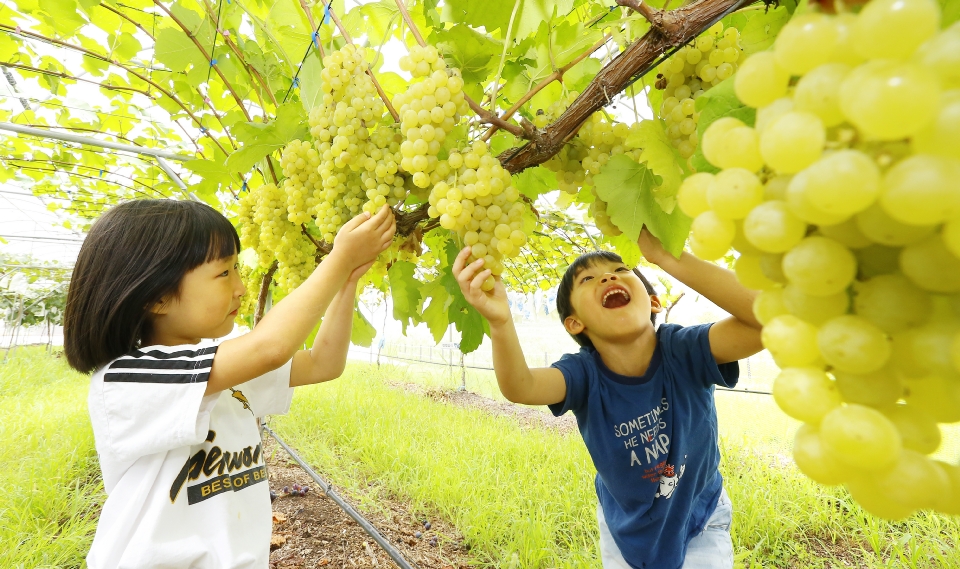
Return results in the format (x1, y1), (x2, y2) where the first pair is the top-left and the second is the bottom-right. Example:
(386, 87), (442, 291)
(395, 45), (469, 188)
(540, 95), (645, 238)
(679, 0), (960, 519)
(656, 22), (744, 158)
(427, 141), (528, 291)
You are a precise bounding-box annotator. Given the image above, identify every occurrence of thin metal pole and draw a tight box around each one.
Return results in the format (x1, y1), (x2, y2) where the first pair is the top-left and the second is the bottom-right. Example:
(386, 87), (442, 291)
(0, 122), (193, 161)
(261, 425), (419, 569)
(155, 156), (201, 202)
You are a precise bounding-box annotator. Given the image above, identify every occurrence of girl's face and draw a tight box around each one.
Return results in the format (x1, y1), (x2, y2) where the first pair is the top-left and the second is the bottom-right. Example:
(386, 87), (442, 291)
(149, 253), (246, 345)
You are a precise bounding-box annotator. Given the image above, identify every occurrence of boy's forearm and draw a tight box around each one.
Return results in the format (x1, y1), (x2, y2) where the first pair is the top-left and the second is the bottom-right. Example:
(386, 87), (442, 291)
(488, 319), (537, 402)
(655, 252), (761, 329)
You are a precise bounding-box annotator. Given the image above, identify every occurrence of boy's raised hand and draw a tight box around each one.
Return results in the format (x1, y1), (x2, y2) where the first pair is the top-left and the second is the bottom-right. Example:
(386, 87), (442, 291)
(637, 226), (669, 266)
(333, 206), (396, 268)
(453, 247), (511, 327)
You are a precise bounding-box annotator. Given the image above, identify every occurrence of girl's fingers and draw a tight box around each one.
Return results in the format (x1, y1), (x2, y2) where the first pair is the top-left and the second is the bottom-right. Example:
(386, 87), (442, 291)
(456, 258), (485, 288)
(343, 210), (372, 232)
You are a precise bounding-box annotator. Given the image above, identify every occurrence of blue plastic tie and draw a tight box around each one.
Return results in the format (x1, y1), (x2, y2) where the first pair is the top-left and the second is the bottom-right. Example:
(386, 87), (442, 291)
(323, 3), (331, 24)
(210, 58), (218, 66)
(99, 169), (103, 177)
(311, 30), (320, 49)
(292, 77), (300, 88)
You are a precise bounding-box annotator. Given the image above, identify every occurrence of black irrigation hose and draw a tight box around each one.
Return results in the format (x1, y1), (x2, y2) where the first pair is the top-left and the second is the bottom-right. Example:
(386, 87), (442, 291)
(261, 425), (420, 569)
(359, 350), (774, 396)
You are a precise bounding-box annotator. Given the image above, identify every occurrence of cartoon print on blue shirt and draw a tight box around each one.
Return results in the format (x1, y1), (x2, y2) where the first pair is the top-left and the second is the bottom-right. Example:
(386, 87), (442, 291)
(654, 456), (686, 499)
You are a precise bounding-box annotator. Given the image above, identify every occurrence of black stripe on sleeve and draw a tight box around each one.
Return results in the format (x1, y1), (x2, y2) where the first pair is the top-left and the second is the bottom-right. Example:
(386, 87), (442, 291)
(104, 345), (218, 383)
(109, 356), (215, 371)
(104, 371), (212, 384)
(125, 346), (218, 360)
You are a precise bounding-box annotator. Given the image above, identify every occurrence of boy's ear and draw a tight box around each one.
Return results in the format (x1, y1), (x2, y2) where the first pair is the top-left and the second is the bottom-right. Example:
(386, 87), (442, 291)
(563, 315), (585, 336)
(650, 294), (664, 313)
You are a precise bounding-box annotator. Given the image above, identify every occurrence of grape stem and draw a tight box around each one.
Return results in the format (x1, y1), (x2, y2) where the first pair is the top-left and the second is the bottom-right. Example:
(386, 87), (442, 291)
(615, 0), (663, 26)
(255, 261), (279, 326)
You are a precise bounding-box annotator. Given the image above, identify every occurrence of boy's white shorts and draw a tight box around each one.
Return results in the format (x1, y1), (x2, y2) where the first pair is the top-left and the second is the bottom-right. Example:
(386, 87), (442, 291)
(597, 487), (734, 569)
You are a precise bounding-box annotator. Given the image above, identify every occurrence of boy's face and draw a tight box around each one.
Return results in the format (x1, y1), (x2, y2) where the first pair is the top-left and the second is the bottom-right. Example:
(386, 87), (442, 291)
(564, 259), (661, 345)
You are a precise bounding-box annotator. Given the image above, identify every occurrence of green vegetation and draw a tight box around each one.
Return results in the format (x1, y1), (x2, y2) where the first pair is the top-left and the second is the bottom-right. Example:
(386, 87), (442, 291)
(0, 348), (101, 569)
(3, 350), (959, 568)
(274, 363), (960, 569)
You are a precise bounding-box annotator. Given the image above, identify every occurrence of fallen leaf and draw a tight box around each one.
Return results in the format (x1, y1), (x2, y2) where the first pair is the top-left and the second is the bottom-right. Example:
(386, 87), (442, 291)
(273, 511), (287, 525)
(270, 534), (287, 550)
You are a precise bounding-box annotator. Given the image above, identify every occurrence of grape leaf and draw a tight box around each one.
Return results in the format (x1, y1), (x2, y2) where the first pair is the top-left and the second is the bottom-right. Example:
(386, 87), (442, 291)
(388, 260), (422, 334)
(593, 154), (692, 258)
(626, 120), (685, 213)
(351, 306), (377, 347)
(440, 239), (487, 353)
(154, 27), (207, 74)
(513, 166), (557, 199)
(941, 0), (960, 26)
(516, 0), (575, 39)
(440, 0), (516, 32)
(725, 5), (792, 55)
(604, 233), (642, 268)
(226, 102), (309, 173)
(433, 25), (501, 100)
(298, 52), (324, 112)
(420, 277), (453, 343)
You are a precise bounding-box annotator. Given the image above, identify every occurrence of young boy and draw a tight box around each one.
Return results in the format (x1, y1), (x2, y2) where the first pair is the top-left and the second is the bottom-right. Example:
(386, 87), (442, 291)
(452, 228), (763, 569)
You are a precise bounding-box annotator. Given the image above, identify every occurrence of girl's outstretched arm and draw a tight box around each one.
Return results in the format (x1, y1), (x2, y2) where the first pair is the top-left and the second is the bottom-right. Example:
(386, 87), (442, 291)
(289, 261), (372, 386)
(206, 207), (395, 395)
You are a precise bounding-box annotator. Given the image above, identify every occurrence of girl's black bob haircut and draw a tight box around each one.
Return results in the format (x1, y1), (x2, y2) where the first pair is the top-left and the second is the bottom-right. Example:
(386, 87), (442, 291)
(64, 199), (240, 374)
(556, 250), (657, 349)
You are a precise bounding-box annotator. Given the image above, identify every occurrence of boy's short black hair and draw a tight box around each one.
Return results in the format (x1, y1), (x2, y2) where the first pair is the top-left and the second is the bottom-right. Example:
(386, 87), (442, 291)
(556, 250), (657, 349)
(64, 199), (240, 374)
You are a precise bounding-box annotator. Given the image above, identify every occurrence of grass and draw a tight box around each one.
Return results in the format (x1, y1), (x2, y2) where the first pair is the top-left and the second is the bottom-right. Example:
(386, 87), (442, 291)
(274, 362), (960, 569)
(0, 347), (102, 569)
(2, 349), (959, 568)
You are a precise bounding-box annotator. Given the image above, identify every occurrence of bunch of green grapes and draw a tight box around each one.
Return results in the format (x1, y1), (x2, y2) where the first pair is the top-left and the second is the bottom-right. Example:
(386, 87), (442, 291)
(655, 21), (744, 158)
(279, 139), (321, 225)
(679, 0), (960, 519)
(274, 222), (317, 292)
(427, 141), (530, 291)
(305, 44), (400, 242)
(395, 45), (469, 189)
(237, 185), (260, 253)
(539, 97), (646, 237)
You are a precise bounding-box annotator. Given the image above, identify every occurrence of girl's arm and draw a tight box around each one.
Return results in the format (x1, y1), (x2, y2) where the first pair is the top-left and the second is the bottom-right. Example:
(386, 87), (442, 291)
(289, 261), (371, 386)
(453, 248), (567, 405)
(638, 228), (763, 364)
(206, 207), (395, 395)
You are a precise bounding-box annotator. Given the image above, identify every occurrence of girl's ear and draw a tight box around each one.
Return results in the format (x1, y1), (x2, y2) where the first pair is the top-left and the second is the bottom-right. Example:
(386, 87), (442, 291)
(649, 294), (664, 313)
(148, 297), (170, 316)
(564, 315), (584, 336)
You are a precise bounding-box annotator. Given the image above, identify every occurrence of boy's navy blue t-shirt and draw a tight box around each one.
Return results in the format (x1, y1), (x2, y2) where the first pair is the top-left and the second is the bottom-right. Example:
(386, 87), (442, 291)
(549, 323), (738, 569)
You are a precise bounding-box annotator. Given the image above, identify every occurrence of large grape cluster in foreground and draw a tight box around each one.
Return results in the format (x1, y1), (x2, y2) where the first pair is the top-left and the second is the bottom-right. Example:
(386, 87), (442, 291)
(679, 0), (960, 518)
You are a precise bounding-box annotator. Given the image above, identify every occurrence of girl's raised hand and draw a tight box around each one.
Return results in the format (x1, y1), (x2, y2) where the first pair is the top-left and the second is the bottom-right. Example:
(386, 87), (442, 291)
(452, 246), (511, 327)
(332, 206), (396, 267)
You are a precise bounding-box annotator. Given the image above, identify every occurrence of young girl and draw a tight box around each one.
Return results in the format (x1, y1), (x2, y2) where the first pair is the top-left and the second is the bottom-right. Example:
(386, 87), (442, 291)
(64, 199), (395, 569)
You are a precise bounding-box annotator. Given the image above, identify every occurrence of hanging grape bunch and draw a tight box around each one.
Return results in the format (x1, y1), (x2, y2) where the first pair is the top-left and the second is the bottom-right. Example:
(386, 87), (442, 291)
(539, 94), (646, 237)
(395, 44), (470, 189)
(677, 0), (960, 519)
(427, 141), (528, 291)
(656, 22), (744, 159)
(301, 44), (406, 242)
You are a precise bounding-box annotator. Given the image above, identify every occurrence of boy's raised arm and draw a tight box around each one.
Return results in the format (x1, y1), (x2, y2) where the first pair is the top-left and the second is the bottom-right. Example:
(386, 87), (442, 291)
(453, 248), (566, 406)
(638, 228), (763, 364)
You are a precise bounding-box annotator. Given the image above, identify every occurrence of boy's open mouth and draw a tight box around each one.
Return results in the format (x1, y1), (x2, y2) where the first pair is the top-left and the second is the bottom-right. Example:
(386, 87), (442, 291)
(601, 286), (631, 309)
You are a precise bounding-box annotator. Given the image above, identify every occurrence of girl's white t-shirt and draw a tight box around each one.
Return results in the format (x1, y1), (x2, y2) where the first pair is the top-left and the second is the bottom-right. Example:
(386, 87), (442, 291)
(86, 340), (294, 569)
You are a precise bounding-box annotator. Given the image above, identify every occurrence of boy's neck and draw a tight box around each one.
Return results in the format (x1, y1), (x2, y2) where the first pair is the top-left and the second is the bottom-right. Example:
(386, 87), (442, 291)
(592, 325), (658, 377)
